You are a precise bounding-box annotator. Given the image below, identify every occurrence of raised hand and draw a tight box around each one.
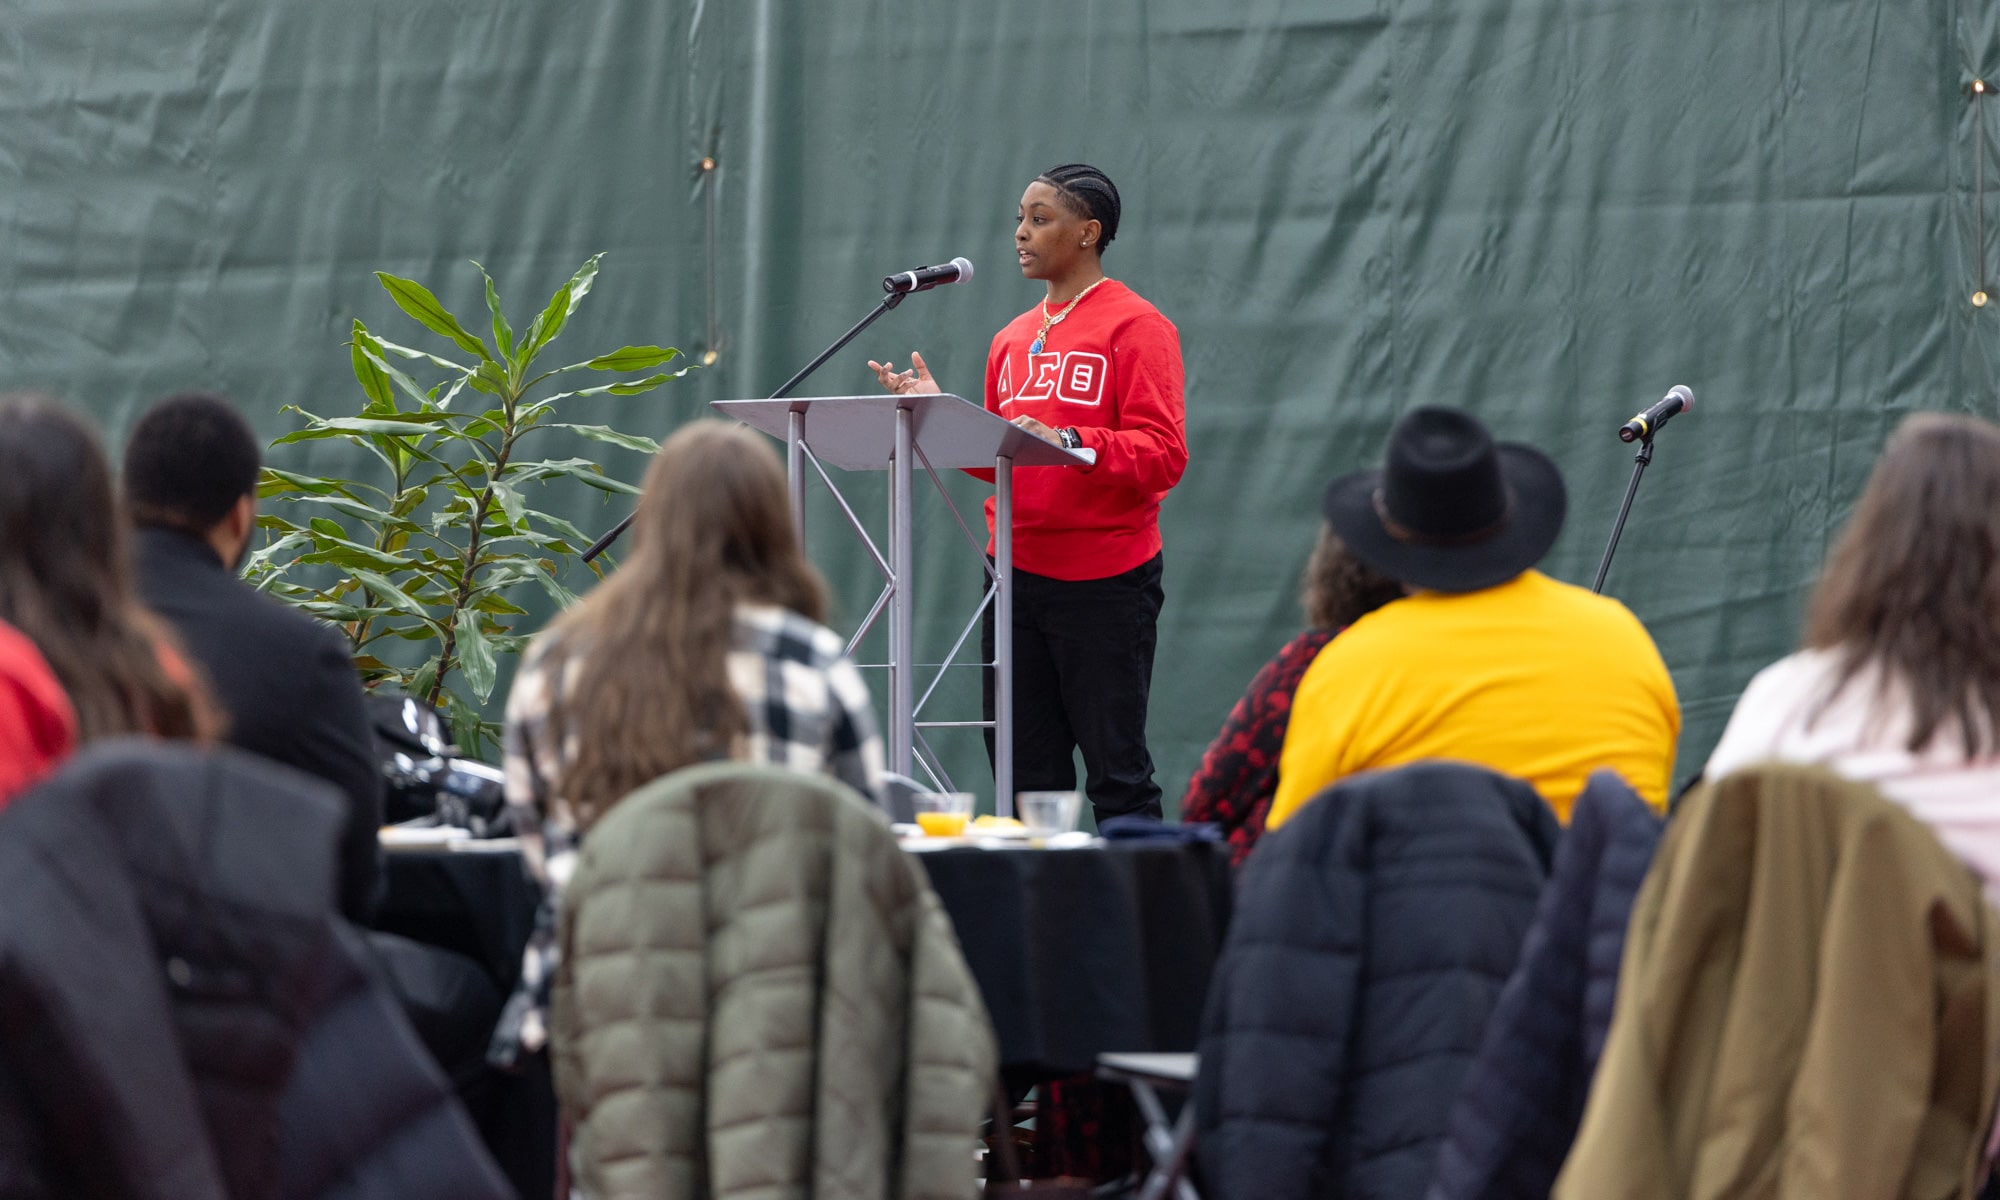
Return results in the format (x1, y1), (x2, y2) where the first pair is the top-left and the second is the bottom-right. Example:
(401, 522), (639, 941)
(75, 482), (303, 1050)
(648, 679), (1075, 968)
(867, 350), (942, 396)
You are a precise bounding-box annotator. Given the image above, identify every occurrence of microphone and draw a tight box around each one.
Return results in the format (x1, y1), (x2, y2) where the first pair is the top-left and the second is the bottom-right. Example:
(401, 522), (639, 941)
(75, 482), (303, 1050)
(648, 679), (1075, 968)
(883, 257), (974, 295)
(1618, 385), (1694, 443)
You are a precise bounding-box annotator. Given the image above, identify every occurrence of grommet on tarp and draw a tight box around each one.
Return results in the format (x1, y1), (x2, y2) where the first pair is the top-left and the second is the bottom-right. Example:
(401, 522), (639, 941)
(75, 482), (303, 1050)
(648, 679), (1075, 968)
(700, 156), (718, 172)
(1975, 291), (1989, 307)
(702, 348), (720, 364)
(1977, 80), (1989, 94)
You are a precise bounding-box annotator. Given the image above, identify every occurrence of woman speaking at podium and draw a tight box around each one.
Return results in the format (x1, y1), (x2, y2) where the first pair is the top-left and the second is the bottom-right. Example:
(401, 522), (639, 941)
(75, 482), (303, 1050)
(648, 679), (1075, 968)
(869, 162), (1188, 825)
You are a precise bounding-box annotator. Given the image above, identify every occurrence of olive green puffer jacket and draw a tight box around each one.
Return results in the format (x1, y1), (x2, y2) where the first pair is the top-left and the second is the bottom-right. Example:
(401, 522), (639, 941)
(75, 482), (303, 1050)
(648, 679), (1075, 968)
(551, 761), (997, 1199)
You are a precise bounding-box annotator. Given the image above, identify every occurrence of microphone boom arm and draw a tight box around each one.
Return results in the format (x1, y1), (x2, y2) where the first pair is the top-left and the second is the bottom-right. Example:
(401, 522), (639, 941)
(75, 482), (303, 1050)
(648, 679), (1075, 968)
(580, 289), (907, 563)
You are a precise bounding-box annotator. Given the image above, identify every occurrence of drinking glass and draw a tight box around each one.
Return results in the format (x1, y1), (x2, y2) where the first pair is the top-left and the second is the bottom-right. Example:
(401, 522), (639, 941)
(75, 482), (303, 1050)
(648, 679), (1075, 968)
(1016, 790), (1083, 837)
(912, 792), (976, 837)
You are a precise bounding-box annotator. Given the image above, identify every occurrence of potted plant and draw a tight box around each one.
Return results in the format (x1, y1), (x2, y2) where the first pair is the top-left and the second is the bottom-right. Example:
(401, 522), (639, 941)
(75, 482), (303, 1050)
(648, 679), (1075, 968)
(246, 254), (687, 754)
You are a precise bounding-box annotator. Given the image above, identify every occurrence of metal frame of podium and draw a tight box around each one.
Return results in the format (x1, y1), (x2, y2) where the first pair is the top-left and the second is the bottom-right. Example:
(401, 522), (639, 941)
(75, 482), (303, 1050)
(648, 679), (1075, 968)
(714, 393), (1088, 815)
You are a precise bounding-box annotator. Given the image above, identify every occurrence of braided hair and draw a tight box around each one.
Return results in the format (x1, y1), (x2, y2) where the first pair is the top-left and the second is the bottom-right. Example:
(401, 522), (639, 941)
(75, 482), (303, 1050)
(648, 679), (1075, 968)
(1035, 163), (1121, 252)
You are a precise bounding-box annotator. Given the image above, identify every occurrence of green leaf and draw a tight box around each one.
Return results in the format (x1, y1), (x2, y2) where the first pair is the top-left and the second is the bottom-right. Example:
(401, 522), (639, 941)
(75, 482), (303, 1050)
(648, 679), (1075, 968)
(470, 591), (532, 616)
(260, 468), (350, 498)
(524, 556), (581, 607)
(583, 345), (680, 372)
(242, 530), (315, 573)
(281, 415), (453, 438)
(431, 372), (470, 411)
(390, 486), (430, 518)
(536, 368), (688, 406)
(298, 544), (418, 573)
(308, 516), (347, 539)
(469, 361), (509, 396)
(375, 271), (492, 360)
(545, 424), (660, 454)
(490, 480), (526, 529)
(519, 253), (603, 362)
(350, 321), (394, 411)
(439, 686), (491, 755)
(351, 335), (441, 410)
(295, 600), (380, 623)
(521, 507), (598, 545)
(408, 655), (442, 706)
(513, 458), (642, 495)
(351, 569), (441, 626)
(284, 492), (416, 530)
(472, 260), (515, 362)
(453, 610), (499, 701)
(368, 334), (473, 374)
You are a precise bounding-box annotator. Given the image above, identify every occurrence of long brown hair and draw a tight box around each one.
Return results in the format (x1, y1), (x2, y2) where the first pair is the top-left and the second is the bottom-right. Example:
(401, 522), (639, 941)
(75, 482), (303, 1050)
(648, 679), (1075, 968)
(1301, 524), (1404, 630)
(0, 396), (216, 742)
(542, 420), (828, 825)
(1803, 411), (2000, 755)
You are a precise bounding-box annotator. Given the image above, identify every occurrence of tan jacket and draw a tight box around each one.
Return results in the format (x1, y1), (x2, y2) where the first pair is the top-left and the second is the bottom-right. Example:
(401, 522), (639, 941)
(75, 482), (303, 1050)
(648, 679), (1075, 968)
(550, 762), (997, 1200)
(1555, 764), (2000, 1200)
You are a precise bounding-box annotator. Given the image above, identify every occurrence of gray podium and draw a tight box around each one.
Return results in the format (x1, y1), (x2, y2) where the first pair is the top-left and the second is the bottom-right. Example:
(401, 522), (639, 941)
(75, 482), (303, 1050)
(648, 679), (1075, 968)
(714, 393), (1090, 814)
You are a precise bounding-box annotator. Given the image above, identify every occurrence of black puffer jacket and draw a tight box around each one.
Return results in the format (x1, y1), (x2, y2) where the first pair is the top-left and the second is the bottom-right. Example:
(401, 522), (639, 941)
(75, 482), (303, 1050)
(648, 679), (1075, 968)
(1194, 762), (1561, 1200)
(1424, 771), (1663, 1200)
(0, 741), (508, 1200)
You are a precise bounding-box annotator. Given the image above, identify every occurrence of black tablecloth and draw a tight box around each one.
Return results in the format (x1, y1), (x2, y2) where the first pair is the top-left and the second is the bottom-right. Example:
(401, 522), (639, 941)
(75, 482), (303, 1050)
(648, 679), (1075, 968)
(915, 840), (1234, 1076)
(377, 845), (552, 1200)
(376, 845), (541, 993)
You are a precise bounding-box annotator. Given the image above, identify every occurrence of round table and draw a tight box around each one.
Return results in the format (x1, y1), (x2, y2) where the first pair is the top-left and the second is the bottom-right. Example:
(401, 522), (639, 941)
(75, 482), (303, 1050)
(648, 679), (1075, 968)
(913, 840), (1234, 1076)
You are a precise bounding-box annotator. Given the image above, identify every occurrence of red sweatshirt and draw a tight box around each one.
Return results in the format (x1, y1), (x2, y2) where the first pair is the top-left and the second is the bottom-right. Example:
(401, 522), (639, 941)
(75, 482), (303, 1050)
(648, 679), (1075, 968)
(980, 279), (1188, 581)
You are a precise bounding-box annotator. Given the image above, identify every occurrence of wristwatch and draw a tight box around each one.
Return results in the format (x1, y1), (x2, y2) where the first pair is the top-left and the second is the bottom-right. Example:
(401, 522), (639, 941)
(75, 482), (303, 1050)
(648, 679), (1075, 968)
(1058, 427), (1083, 451)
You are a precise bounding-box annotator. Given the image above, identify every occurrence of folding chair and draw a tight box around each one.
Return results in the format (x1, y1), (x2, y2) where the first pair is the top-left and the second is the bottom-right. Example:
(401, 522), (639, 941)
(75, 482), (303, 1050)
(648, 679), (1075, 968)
(1095, 1052), (1200, 1200)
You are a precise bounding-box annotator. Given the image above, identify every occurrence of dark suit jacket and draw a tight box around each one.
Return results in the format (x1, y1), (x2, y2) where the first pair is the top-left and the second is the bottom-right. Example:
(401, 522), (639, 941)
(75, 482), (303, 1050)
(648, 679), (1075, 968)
(134, 525), (382, 920)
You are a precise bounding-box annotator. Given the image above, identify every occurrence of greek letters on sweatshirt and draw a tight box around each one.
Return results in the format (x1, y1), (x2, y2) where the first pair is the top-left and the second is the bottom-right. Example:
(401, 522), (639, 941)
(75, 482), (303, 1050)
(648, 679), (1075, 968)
(979, 279), (1189, 581)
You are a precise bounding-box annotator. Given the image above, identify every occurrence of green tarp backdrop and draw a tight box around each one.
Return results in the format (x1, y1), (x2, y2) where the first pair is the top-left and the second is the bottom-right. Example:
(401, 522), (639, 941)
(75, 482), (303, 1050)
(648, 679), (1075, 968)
(5, 0), (1996, 810)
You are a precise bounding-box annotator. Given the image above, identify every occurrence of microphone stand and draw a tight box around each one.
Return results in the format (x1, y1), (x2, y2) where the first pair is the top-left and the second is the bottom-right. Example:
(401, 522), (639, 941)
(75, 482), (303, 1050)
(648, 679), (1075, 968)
(581, 289), (908, 562)
(1591, 433), (1654, 594)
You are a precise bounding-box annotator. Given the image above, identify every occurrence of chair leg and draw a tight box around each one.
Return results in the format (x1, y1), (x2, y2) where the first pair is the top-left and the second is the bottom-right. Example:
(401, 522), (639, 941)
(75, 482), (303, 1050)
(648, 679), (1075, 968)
(1126, 1080), (1200, 1200)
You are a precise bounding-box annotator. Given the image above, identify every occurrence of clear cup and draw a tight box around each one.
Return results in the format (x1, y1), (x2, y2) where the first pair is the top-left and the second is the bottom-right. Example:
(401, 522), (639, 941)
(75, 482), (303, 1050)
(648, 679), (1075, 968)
(1016, 790), (1083, 837)
(912, 791), (976, 837)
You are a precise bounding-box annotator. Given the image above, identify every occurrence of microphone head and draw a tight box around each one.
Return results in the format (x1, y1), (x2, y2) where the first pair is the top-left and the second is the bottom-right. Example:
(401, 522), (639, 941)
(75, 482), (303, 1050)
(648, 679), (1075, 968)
(1668, 384), (1693, 411)
(950, 256), (974, 282)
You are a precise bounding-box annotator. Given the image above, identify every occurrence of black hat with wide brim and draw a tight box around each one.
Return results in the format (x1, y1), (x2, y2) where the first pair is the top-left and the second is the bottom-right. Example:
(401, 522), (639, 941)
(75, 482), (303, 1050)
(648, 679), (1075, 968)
(1323, 406), (1567, 594)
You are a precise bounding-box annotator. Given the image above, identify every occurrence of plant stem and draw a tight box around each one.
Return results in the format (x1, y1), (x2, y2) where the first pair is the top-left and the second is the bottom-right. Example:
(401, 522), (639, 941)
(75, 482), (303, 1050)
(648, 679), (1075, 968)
(427, 394), (519, 711)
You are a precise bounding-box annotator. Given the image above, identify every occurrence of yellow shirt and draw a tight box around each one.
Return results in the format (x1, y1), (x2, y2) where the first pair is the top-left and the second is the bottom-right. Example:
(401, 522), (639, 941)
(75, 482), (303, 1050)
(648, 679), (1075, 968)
(1267, 570), (1679, 827)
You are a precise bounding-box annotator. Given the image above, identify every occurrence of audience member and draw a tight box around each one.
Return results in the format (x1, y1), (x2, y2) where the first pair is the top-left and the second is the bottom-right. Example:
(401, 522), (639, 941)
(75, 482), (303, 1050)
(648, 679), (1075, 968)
(0, 395), (218, 744)
(491, 418), (885, 1062)
(0, 618), (75, 803)
(1266, 406), (1680, 830)
(1180, 526), (1403, 863)
(1706, 411), (2000, 904)
(122, 392), (383, 922)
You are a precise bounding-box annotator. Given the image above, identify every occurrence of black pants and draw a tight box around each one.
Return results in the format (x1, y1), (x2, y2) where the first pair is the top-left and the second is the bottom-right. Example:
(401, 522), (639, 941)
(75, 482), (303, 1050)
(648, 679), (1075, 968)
(982, 553), (1165, 824)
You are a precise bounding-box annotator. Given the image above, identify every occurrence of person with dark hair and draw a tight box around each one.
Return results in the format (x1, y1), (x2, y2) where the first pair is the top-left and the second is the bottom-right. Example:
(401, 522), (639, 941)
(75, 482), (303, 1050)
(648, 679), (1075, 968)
(0, 394), (218, 746)
(491, 418), (883, 1063)
(1267, 406), (1680, 830)
(869, 162), (1188, 825)
(1706, 411), (2000, 903)
(122, 391), (383, 921)
(1181, 529), (1404, 864)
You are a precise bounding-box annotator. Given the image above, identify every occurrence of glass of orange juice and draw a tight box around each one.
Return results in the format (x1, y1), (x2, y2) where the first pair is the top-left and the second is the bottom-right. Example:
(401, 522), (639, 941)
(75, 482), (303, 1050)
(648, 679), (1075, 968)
(912, 792), (976, 836)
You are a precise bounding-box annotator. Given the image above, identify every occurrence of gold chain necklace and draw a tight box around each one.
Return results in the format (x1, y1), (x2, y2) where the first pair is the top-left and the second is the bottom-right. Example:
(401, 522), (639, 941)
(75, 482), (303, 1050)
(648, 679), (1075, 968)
(1029, 277), (1110, 355)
